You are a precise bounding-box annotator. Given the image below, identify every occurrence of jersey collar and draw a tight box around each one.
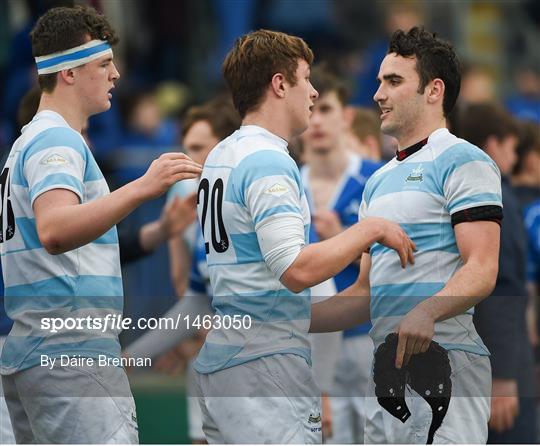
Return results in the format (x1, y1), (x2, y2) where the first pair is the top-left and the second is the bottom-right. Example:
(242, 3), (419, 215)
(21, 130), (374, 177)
(395, 128), (449, 161)
(238, 125), (289, 151)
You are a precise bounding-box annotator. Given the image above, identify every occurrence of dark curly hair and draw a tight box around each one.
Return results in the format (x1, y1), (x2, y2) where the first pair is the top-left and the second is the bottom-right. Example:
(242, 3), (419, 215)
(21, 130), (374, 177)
(388, 27), (461, 117)
(31, 5), (118, 92)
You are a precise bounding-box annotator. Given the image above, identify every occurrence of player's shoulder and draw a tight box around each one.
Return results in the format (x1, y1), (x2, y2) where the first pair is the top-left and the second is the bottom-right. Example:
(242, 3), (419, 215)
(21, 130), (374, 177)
(430, 129), (493, 168)
(20, 112), (88, 162)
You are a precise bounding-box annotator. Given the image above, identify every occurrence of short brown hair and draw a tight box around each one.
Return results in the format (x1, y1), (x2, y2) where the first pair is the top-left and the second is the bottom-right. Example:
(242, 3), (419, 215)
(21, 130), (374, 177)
(309, 64), (349, 106)
(389, 27), (461, 117)
(182, 97), (241, 140)
(350, 107), (382, 148)
(459, 103), (520, 149)
(31, 5), (118, 93)
(222, 29), (314, 118)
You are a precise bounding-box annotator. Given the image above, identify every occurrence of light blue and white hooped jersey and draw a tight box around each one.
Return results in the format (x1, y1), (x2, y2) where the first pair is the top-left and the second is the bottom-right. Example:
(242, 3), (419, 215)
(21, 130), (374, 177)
(0, 111), (123, 375)
(194, 125), (311, 374)
(359, 128), (502, 355)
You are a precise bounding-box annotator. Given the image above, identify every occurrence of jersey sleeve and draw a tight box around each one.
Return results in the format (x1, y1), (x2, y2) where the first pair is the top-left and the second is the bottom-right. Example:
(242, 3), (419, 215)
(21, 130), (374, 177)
(231, 150), (306, 278)
(439, 143), (502, 216)
(22, 127), (87, 206)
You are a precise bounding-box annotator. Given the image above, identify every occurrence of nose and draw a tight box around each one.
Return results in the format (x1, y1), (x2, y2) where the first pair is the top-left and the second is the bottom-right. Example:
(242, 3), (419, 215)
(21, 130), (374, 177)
(311, 84), (319, 100)
(373, 83), (385, 104)
(111, 62), (120, 81)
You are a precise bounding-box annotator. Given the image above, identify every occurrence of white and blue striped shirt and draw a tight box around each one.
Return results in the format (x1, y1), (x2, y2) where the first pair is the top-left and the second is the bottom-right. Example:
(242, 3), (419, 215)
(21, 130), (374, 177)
(359, 128), (502, 355)
(0, 111), (123, 374)
(194, 125), (311, 373)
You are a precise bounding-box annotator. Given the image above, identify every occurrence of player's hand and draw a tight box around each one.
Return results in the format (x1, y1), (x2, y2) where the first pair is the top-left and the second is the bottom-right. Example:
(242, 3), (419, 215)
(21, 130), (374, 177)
(394, 305), (435, 369)
(313, 210), (343, 240)
(489, 379), (519, 433)
(364, 217), (416, 268)
(161, 192), (198, 238)
(321, 392), (333, 440)
(137, 153), (202, 200)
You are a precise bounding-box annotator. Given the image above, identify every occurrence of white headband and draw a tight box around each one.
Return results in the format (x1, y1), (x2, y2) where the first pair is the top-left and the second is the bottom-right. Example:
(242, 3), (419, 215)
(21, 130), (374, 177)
(35, 40), (113, 75)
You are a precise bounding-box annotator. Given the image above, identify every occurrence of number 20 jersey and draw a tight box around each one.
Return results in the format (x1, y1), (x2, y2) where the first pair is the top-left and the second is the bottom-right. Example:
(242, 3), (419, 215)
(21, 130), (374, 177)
(194, 125), (312, 374)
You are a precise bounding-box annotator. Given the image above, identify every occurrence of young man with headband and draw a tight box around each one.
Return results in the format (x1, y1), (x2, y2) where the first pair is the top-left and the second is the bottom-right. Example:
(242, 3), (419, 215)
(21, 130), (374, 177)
(193, 29), (415, 444)
(0, 6), (201, 443)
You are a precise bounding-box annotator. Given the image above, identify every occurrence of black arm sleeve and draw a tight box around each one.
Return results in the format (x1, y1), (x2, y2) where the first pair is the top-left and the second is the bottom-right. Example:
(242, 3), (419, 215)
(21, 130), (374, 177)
(451, 205), (503, 227)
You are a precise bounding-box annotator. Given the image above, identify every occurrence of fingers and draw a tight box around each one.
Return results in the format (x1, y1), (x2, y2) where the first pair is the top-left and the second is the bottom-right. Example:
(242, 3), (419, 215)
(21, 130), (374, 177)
(407, 239), (416, 265)
(170, 161), (203, 176)
(395, 331), (407, 369)
(159, 152), (193, 161)
(173, 171), (201, 182)
(397, 241), (407, 269)
(419, 338), (431, 353)
(490, 398), (518, 432)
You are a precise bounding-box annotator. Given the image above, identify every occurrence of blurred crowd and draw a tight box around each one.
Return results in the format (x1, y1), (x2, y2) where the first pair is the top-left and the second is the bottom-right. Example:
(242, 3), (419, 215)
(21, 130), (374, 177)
(1, 0), (540, 444)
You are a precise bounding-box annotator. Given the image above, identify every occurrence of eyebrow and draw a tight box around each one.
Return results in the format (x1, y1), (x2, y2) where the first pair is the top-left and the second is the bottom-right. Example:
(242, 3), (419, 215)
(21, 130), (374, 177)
(376, 73), (404, 83)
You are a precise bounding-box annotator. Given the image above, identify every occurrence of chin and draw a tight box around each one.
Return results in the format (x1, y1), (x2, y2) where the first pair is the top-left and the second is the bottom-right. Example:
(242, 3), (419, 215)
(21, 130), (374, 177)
(380, 121), (397, 137)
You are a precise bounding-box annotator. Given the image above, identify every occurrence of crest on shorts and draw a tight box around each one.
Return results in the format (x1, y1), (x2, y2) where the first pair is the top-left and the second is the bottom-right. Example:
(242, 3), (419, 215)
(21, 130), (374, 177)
(308, 412), (321, 424)
(264, 183), (289, 197)
(41, 153), (69, 166)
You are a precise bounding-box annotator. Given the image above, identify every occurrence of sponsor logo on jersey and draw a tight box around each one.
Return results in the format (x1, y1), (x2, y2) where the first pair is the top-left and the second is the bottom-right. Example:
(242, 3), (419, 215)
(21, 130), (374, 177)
(264, 183), (289, 197)
(41, 153), (69, 166)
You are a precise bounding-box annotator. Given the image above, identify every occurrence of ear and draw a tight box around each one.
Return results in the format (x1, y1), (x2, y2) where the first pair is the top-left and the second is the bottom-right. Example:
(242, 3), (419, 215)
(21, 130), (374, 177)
(426, 78), (445, 105)
(270, 72), (287, 99)
(58, 68), (76, 86)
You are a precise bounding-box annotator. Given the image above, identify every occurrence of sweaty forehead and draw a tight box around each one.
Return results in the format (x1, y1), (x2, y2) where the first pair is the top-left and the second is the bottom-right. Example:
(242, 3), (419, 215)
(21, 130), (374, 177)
(378, 53), (417, 78)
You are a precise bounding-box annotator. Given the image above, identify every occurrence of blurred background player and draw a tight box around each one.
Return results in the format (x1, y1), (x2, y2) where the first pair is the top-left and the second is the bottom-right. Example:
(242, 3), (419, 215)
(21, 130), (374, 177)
(167, 97), (241, 298)
(299, 64), (383, 443)
(193, 29), (414, 444)
(345, 106), (383, 162)
(460, 102), (537, 444)
(0, 6), (201, 443)
(512, 121), (540, 209)
(126, 97), (241, 444)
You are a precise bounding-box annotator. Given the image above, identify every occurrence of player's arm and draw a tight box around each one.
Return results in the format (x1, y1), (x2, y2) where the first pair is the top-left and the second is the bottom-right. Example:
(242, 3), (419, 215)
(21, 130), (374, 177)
(244, 151), (414, 293)
(34, 153), (201, 255)
(281, 218), (414, 293)
(139, 193), (197, 254)
(394, 220), (500, 368)
(168, 236), (192, 297)
(310, 254), (372, 332)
